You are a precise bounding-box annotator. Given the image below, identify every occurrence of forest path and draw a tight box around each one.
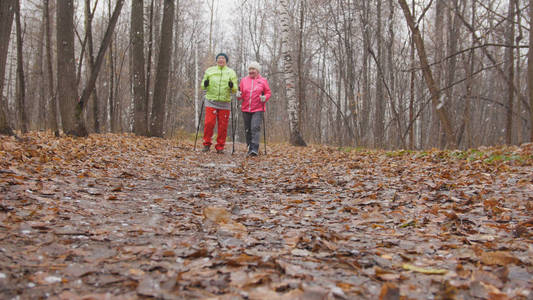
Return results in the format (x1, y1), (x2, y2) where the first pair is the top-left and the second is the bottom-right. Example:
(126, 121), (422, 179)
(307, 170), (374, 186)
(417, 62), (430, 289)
(0, 133), (532, 299)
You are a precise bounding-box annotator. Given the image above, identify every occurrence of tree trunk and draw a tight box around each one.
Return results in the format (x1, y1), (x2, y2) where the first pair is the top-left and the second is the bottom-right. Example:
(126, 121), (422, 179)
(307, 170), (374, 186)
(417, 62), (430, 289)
(84, 0), (99, 133)
(445, 0), (460, 146)
(463, 0), (476, 149)
(44, 0), (58, 136)
(145, 0), (155, 129)
(56, 0), (84, 136)
(15, 0), (27, 134)
(408, 0), (415, 149)
(37, 4), (46, 130)
(131, 0), (147, 136)
(430, 0), (445, 147)
(0, 0), (15, 135)
(279, 0), (306, 146)
(149, 0), (174, 137)
(529, 0), (533, 141)
(360, 0), (371, 146)
(504, 0), (515, 144)
(398, 0), (457, 148)
(78, 0), (124, 133)
(297, 0), (306, 143)
(374, 0), (384, 148)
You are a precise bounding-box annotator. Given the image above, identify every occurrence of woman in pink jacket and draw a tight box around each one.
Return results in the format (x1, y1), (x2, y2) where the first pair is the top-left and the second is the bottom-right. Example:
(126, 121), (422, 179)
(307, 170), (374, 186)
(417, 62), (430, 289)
(236, 61), (271, 156)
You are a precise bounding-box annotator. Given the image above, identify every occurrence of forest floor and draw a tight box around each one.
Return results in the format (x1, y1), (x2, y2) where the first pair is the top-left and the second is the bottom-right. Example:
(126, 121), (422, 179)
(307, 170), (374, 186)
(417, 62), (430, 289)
(0, 132), (532, 300)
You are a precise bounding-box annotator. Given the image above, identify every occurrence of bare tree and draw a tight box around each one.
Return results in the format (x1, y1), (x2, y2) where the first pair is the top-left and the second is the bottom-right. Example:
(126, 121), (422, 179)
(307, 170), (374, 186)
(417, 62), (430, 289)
(149, 0), (175, 137)
(374, 0), (384, 148)
(529, 0), (533, 141)
(78, 0), (125, 134)
(504, 0), (515, 144)
(408, 0), (415, 149)
(84, 0), (99, 133)
(44, 0), (59, 136)
(15, 0), (27, 133)
(0, 0), (15, 135)
(56, 0), (83, 136)
(279, 0), (306, 146)
(131, 0), (147, 136)
(398, 0), (457, 148)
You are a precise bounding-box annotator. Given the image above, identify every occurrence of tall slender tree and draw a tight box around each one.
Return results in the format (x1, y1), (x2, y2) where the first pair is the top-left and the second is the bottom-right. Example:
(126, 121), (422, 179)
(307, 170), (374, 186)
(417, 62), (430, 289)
(279, 0), (306, 146)
(149, 0), (175, 137)
(56, 0), (83, 136)
(15, 0), (27, 133)
(78, 0), (124, 134)
(84, 0), (99, 133)
(0, 0), (15, 135)
(398, 0), (457, 148)
(529, 0), (533, 141)
(504, 0), (515, 144)
(44, 0), (59, 136)
(374, 0), (384, 148)
(131, 0), (147, 136)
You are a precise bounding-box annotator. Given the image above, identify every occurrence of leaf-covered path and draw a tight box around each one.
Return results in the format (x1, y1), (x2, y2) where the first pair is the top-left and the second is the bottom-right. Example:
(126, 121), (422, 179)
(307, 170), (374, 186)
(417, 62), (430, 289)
(1, 133), (532, 299)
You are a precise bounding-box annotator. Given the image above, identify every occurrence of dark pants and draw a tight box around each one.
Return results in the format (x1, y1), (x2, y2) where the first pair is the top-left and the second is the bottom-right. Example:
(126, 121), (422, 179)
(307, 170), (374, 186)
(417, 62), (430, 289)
(242, 111), (263, 153)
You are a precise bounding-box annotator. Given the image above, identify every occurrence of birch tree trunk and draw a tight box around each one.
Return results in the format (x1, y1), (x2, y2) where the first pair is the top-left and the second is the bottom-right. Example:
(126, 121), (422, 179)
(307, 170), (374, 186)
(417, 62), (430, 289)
(279, 0), (306, 146)
(131, 0), (147, 136)
(149, 0), (174, 137)
(398, 0), (457, 148)
(445, 0), (460, 145)
(0, 0), (15, 135)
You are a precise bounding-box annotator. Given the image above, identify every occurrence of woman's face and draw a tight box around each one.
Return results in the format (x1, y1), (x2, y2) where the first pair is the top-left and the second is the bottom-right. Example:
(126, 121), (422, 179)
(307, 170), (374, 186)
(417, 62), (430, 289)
(217, 56), (227, 67)
(248, 68), (258, 78)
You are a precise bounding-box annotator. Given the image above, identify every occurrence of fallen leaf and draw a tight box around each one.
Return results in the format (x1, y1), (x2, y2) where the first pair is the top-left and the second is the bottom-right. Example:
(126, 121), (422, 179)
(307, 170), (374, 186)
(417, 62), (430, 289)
(402, 263), (447, 275)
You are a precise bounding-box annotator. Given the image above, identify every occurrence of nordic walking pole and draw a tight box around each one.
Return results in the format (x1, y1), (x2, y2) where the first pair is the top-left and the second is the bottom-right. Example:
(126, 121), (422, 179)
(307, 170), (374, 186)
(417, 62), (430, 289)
(262, 92), (267, 155)
(232, 87), (241, 155)
(231, 94), (235, 155)
(194, 100), (205, 151)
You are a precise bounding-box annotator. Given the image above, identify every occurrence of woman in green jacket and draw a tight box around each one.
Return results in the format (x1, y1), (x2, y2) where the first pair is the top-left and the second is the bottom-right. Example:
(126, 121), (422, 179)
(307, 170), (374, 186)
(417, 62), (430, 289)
(200, 53), (238, 153)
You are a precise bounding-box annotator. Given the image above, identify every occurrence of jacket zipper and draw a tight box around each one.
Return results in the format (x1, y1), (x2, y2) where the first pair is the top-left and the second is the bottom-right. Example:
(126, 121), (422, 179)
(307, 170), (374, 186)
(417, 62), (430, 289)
(248, 79), (254, 112)
(218, 69), (223, 101)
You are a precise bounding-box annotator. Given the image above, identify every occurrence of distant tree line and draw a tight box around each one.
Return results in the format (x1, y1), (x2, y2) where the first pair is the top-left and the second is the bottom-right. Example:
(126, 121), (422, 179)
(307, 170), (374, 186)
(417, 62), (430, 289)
(0, 0), (532, 149)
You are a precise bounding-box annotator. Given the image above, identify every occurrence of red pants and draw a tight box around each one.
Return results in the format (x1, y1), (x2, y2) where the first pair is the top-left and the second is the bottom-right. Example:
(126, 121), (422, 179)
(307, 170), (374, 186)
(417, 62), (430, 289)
(203, 107), (230, 150)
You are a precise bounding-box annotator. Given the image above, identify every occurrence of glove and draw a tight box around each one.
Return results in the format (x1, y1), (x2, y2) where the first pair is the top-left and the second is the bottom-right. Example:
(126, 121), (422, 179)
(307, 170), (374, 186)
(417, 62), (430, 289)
(236, 91), (241, 98)
(228, 81), (234, 89)
(260, 95), (266, 102)
(204, 79), (209, 88)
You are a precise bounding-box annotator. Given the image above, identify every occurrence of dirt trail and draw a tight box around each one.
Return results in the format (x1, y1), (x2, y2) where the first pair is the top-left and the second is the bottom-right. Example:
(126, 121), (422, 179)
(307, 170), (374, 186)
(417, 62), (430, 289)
(1, 133), (532, 299)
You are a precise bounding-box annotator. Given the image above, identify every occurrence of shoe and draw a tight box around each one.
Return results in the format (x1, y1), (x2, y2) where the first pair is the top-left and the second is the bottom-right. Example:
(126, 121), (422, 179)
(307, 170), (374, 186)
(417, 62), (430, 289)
(247, 150), (258, 157)
(216, 149), (224, 154)
(201, 145), (210, 152)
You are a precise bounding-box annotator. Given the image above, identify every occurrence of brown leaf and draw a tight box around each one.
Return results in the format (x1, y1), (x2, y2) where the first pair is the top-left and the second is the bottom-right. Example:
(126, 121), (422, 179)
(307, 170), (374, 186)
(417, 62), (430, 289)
(379, 282), (400, 300)
(203, 206), (231, 224)
(479, 251), (521, 266)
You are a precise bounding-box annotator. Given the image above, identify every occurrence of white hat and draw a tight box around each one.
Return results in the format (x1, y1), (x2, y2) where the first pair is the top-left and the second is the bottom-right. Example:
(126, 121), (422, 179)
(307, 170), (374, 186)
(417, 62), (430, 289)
(248, 61), (261, 72)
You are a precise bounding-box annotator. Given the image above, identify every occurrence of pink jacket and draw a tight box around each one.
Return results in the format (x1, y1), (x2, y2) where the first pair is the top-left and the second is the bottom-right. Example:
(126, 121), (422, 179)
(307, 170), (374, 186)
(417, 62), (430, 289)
(237, 75), (271, 112)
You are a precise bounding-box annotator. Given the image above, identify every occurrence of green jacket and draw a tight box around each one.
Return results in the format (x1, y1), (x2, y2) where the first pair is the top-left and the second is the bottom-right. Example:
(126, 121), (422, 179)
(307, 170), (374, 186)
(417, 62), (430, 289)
(201, 65), (238, 102)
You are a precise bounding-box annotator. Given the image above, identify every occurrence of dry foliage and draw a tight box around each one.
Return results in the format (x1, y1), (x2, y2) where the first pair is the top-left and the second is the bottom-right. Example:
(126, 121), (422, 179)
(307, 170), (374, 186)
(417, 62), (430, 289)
(0, 132), (532, 299)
